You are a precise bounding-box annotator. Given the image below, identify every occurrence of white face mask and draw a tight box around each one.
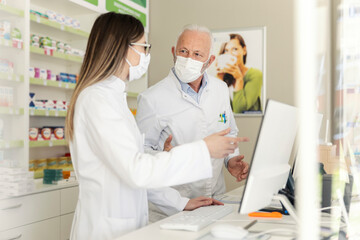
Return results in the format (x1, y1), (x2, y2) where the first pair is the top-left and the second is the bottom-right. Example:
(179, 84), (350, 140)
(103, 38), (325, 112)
(126, 46), (151, 82)
(174, 55), (210, 83)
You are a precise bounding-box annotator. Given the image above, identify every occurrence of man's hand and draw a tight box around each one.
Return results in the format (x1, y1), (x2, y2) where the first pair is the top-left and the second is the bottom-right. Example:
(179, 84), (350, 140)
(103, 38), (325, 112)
(163, 135), (173, 152)
(184, 196), (224, 211)
(228, 155), (249, 182)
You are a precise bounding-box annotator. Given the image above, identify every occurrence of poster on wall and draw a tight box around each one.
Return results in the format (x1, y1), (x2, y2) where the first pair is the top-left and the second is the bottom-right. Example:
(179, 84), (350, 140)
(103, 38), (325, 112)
(208, 27), (266, 116)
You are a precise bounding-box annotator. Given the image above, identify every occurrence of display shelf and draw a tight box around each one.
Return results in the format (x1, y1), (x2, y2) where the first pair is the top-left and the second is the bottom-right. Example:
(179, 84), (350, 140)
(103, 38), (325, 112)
(30, 46), (83, 63)
(30, 14), (89, 38)
(127, 92), (139, 98)
(29, 139), (67, 148)
(0, 140), (24, 149)
(29, 108), (67, 117)
(0, 106), (24, 115)
(30, 77), (75, 89)
(0, 38), (23, 49)
(0, 73), (24, 82)
(0, 4), (24, 17)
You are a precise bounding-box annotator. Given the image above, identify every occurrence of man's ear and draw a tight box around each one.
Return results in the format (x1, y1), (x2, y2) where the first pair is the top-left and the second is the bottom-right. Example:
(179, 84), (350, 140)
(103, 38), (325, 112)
(172, 47), (176, 63)
(207, 55), (216, 68)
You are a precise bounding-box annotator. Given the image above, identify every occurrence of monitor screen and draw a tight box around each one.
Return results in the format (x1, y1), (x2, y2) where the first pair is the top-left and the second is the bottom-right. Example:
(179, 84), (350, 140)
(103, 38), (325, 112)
(238, 99), (299, 214)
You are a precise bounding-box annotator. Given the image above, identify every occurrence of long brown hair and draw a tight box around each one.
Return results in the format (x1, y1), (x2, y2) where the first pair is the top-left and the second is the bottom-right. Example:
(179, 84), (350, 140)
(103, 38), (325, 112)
(219, 33), (247, 64)
(65, 12), (144, 141)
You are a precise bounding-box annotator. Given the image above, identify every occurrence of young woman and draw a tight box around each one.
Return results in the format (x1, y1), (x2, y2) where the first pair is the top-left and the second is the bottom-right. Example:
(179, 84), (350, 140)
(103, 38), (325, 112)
(65, 12), (243, 240)
(217, 34), (263, 114)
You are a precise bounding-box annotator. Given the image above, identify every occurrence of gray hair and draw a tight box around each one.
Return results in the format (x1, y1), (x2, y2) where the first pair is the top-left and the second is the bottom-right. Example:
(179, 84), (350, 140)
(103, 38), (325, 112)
(175, 24), (214, 55)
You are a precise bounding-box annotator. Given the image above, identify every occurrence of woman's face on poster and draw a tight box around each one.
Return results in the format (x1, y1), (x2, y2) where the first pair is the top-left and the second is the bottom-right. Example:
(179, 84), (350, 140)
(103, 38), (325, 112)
(223, 39), (246, 65)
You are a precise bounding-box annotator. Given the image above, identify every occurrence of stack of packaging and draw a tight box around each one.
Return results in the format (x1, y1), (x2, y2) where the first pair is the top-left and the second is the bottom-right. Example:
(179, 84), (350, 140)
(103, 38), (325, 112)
(29, 153), (73, 179)
(0, 86), (13, 107)
(30, 33), (84, 57)
(30, 9), (81, 29)
(43, 169), (62, 184)
(29, 126), (64, 141)
(0, 20), (23, 48)
(29, 92), (68, 112)
(0, 167), (35, 197)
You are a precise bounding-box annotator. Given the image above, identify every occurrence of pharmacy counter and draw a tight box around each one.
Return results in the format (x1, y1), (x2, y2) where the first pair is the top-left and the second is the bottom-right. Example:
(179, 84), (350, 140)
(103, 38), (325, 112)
(117, 186), (297, 240)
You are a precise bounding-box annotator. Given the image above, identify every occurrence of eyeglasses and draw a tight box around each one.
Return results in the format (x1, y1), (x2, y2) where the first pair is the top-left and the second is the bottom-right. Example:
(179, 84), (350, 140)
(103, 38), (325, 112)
(130, 42), (151, 56)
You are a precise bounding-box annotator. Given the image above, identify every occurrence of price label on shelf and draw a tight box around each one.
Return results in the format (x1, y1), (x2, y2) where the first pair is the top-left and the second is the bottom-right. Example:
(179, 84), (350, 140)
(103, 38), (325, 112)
(5, 142), (10, 149)
(15, 109), (19, 115)
(49, 141), (53, 147)
(55, 111), (59, 117)
(30, 109), (34, 115)
(45, 110), (49, 116)
(58, 82), (62, 87)
(7, 73), (12, 80)
(16, 75), (20, 82)
(9, 108), (13, 114)
(61, 25), (65, 31)
(5, 40), (9, 47)
(65, 83), (69, 89)
(43, 80), (47, 86)
(36, 15), (40, 23)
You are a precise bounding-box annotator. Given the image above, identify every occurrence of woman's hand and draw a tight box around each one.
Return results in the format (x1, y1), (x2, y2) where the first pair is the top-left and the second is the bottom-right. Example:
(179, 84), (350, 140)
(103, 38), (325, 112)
(184, 196), (224, 211)
(204, 128), (249, 159)
(222, 63), (244, 91)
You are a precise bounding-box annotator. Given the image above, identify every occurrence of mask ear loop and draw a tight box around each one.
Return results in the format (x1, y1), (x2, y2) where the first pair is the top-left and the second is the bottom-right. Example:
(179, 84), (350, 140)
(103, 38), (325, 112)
(125, 59), (132, 67)
(126, 45), (142, 67)
(201, 54), (212, 74)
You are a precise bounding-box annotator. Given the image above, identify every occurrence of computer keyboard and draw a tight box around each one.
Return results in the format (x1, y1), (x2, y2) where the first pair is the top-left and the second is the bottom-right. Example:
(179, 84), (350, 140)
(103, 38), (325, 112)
(159, 205), (234, 232)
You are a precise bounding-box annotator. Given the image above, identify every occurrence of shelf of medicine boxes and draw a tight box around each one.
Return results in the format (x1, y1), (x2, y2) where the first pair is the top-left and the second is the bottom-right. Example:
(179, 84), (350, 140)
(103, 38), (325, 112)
(0, 73), (24, 82)
(30, 14), (89, 38)
(30, 77), (75, 89)
(0, 140), (24, 149)
(0, 106), (24, 115)
(30, 46), (83, 63)
(29, 108), (67, 117)
(0, 38), (23, 49)
(29, 139), (67, 148)
(0, 4), (24, 17)
(29, 77), (139, 97)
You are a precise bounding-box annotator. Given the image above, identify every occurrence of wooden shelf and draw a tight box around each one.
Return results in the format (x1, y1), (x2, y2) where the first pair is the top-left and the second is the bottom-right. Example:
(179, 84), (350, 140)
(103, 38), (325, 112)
(0, 140), (24, 149)
(29, 108), (67, 117)
(30, 46), (83, 63)
(29, 139), (67, 148)
(30, 14), (89, 38)
(0, 38), (23, 50)
(0, 73), (24, 82)
(127, 92), (139, 98)
(0, 4), (24, 17)
(30, 77), (75, 89)
(0, 107), (24, 115)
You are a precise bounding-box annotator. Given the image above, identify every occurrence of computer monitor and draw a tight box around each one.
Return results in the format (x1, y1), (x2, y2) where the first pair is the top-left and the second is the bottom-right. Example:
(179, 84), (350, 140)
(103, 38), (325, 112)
(238, 99), (299, 219)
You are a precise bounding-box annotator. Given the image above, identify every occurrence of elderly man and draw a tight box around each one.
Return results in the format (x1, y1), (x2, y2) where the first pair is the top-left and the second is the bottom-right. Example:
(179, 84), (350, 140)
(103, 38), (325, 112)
(136, 24), (249, 221)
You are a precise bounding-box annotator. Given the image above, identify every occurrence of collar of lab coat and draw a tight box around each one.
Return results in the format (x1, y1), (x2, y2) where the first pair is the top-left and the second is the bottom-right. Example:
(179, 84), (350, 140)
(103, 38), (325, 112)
(167, 70), (210, 107)
(102, 75), (127, 93)
(171, 67), (208, 95)
(168, 69), (210, 92)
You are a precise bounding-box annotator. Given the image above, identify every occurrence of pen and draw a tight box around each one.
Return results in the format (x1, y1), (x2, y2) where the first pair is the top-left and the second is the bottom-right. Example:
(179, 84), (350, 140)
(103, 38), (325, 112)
(244, 220), (257, 230)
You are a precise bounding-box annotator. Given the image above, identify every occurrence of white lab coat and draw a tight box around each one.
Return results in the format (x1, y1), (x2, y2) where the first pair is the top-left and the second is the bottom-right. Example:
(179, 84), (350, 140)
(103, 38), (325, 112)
(136, 70), (239, 220)
(69, 75), (213, 240)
